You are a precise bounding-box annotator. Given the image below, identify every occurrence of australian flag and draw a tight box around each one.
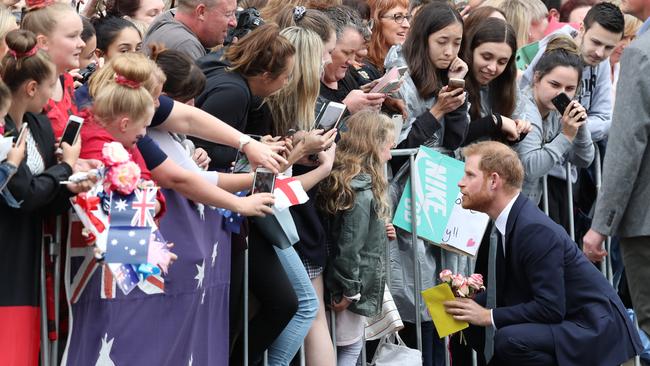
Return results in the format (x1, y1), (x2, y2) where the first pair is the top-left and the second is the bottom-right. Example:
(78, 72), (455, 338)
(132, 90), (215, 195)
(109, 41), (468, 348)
(104, 188), (157, 264)
(63, 189), (231, 365)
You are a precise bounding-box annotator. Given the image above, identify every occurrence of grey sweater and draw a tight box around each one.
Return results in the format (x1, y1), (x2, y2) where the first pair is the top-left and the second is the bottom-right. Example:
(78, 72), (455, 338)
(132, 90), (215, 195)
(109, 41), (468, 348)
(513, 87), (594, 204)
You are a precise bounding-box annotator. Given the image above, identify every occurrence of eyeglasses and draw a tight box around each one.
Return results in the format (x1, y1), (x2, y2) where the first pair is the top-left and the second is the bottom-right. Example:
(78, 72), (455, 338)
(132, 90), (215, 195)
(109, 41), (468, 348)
(381, 13), (412, 24)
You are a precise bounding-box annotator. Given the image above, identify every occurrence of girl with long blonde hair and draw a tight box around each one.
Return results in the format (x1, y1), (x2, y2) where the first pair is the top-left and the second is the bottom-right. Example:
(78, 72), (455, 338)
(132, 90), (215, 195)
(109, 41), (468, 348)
(318, 110), (395, 365)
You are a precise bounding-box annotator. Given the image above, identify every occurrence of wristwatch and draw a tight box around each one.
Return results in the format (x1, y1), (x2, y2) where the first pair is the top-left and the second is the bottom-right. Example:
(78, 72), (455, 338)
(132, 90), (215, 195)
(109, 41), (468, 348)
(238, 134), (251, 151)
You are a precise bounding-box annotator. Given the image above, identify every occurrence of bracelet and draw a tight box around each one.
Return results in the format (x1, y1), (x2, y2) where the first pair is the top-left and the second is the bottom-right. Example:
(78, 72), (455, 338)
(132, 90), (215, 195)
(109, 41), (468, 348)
(492, 113), (503, 131)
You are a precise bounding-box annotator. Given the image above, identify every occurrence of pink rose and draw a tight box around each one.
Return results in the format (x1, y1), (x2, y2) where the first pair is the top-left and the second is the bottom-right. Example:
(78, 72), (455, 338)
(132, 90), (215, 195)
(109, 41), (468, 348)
(106, 161), (140, 194)
(451, 274), (465, 289)
(102, 142), (131, 166)
(457, 281), (470, 297)
(439, 269), (453, 283)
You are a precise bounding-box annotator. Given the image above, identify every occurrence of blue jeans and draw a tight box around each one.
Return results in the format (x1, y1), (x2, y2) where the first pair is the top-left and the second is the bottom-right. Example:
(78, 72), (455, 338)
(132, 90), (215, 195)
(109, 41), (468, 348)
(267, 246), (318, 365)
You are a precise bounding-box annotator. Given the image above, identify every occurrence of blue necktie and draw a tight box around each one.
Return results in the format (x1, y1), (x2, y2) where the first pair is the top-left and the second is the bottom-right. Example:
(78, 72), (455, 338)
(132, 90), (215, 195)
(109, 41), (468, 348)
(484, 225), (499, 363)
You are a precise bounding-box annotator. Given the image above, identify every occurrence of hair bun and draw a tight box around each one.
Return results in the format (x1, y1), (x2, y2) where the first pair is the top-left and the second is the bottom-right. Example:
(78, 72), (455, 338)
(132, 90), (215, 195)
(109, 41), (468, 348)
(5, 29), (39, 57)
(111, 53), (152, 86)
(545, 35), (581, 57)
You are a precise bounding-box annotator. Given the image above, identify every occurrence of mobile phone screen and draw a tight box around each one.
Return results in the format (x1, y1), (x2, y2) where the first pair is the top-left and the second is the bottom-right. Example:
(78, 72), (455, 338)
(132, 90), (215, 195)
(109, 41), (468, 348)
(315, 102), (346, 131)
(61, 116), (84, 146)
(232, 151), (250, 173)
(252, 169), (276, 195)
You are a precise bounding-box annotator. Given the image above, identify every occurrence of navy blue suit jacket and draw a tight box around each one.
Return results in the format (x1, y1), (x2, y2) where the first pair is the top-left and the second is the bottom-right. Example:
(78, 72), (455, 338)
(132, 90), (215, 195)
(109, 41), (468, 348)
(482, 194), (641, 365)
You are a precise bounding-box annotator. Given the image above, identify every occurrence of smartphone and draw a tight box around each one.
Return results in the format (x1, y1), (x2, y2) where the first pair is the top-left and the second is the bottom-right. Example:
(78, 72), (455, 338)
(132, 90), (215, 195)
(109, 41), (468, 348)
(61, 115), (84, 146)
(15, 123), (29, 146)
(314, 101), (347, 131)
(396, 66), (408, 78)
(447, 78), (465, 91)
(252, 168), (276, 198)
(551, 93), (575, 116)
(232, 150), (251, 173)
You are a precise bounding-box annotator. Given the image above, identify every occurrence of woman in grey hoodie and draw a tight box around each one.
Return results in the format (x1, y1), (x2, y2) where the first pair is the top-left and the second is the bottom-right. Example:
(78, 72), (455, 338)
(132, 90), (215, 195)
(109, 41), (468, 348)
(513, 35), (594, 205)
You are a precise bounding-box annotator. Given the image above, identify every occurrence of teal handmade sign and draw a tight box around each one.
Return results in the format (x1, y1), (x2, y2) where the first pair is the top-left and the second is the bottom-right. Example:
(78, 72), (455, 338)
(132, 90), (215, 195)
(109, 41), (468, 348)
(392, 146), (489, 256)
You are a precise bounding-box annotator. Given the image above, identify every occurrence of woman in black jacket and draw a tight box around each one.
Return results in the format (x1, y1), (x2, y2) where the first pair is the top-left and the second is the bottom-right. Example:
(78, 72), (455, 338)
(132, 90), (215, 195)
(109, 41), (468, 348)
(0, 30), (91, 366)
(193, 24), (306, 365)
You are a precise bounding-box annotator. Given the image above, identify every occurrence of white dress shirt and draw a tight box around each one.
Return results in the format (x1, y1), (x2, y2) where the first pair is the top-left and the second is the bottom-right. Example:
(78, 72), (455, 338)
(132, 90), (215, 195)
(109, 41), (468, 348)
(490, 194), (519, 328)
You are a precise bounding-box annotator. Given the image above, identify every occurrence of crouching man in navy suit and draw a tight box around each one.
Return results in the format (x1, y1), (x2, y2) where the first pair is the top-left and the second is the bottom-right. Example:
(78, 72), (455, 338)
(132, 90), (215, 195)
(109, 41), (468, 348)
(445, 141), (642, 366)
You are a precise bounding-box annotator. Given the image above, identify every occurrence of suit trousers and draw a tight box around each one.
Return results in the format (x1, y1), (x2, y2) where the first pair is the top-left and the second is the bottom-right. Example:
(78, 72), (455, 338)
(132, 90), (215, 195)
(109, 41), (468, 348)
(465, 323), (556, 366)
(620, 236), (650, 336)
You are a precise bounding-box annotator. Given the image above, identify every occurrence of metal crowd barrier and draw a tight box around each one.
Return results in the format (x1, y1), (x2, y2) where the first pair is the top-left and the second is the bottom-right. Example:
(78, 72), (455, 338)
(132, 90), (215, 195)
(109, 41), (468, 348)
(40, 142), (632, 366)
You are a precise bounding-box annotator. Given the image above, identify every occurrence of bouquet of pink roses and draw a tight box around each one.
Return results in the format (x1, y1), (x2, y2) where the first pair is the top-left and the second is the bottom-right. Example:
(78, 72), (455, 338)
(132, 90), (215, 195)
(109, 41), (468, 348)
(439, 269), (485, 299)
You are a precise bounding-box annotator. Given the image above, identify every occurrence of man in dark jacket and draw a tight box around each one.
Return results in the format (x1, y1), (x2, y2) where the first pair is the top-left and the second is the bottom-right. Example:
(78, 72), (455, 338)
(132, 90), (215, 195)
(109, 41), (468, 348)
(445, 141), (642, 366)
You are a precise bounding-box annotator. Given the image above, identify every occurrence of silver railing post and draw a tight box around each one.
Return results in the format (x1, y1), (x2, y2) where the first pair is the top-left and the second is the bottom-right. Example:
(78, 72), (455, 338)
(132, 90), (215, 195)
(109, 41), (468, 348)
(50, 215), (62, 365)
(409, 152), (423, 353)
(565, 163), (575, 241)
(40, 245), (50, 366)
(542, 175), (550, 215)
(244, 244), (249, 366)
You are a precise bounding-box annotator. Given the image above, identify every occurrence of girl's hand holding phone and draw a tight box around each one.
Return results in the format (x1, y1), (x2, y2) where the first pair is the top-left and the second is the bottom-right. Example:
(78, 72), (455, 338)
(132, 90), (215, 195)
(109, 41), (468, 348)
(6, 131), (27, 167)
(303, 128), (337, 155)
(430, 86), (466, 120)
(561, 101), (587, 142)
(60, 137), (82, 168)
(236, 193), (275, 217)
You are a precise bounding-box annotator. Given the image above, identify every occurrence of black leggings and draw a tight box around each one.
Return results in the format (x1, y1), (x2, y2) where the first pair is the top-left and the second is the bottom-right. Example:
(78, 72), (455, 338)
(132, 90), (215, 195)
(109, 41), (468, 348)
(229, 224), (298, 365)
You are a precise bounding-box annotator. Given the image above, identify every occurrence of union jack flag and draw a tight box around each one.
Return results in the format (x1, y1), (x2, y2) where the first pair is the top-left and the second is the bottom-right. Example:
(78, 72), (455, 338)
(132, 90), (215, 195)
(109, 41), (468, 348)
(130, 187), (157, 228)
(67, 212), (100, 303)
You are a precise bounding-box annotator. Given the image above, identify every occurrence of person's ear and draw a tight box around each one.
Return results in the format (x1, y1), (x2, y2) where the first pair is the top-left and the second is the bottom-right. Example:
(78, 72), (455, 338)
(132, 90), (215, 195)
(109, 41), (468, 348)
(548, 9), (560, 22)
(94, 49), (104, 59)
(119, 116), (130, 132)
(25, 80), (38, 98)
(196, 4), (207, 20)
(35, 34), (48, 50)
(490, 172), (500, 190)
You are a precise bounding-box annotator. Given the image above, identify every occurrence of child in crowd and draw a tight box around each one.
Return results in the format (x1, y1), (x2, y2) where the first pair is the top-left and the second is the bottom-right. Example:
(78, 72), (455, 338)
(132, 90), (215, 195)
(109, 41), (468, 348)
(22, 2), (85, 138)
(0, 29), (90, 366)
(0, 80), (26, 207)
(319, 110), (395, 365)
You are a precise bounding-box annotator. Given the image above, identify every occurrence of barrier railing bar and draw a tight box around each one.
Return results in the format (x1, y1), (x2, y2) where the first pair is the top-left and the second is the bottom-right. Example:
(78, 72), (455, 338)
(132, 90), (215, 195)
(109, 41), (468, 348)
(565, 163), (576, 241)
(40, 245), (50, 366)
(409, 152), (423, 353)
(542, 175), (550, 216)
(390, 148), (420, 157)
(51, 216), (62, 365)
(244, 245), (249, 366)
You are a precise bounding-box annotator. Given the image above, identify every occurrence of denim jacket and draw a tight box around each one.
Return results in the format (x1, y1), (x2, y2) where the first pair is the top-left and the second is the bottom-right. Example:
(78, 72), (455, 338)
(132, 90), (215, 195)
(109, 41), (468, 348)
(0, 162), (20, 208)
